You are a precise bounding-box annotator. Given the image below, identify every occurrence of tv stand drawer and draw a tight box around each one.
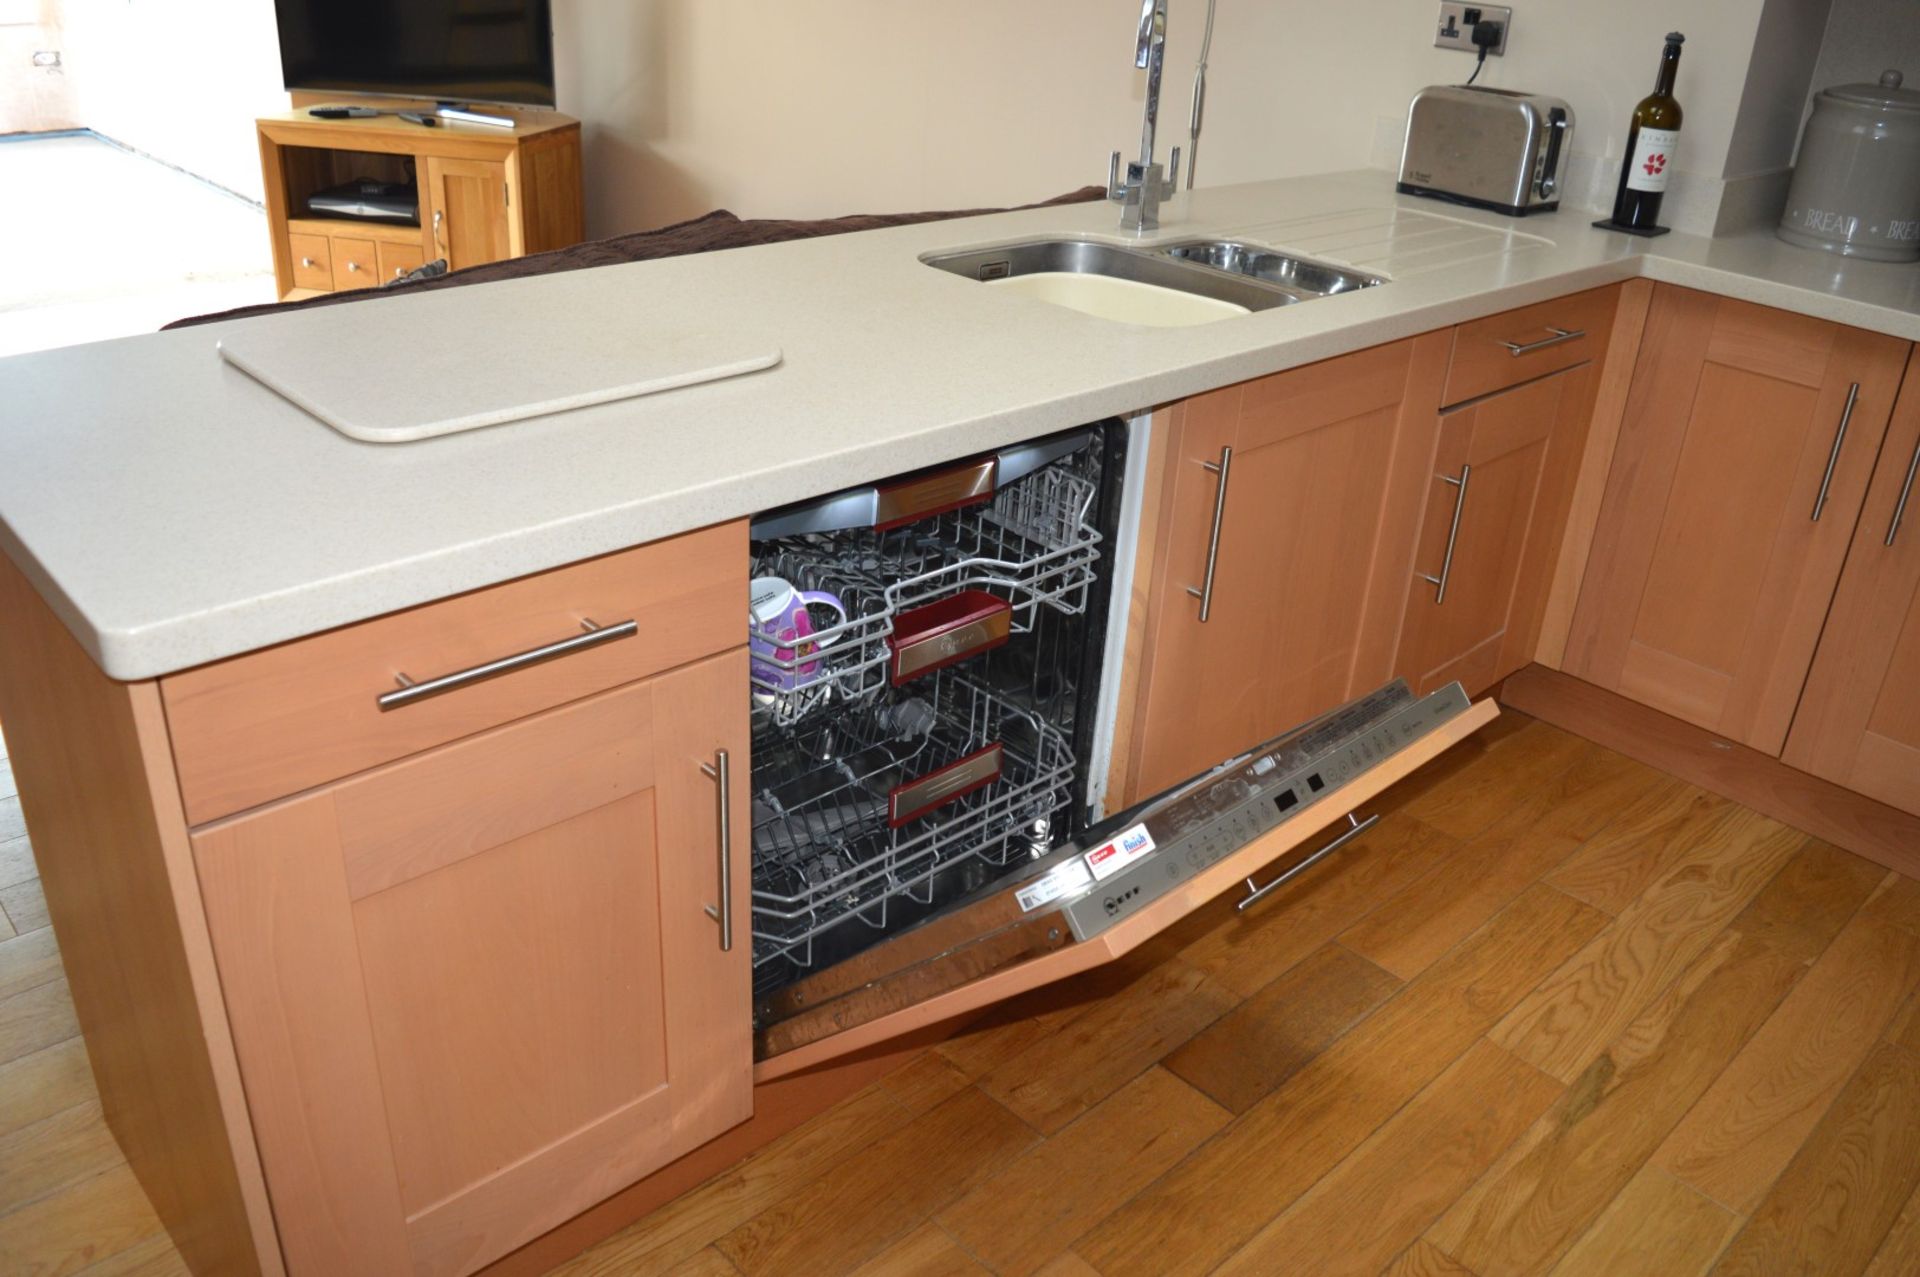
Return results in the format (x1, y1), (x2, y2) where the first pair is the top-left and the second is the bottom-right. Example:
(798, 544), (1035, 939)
(331, 236), (379, 291)
(377, 240), (426, 282)
(288, 232), (332, 292)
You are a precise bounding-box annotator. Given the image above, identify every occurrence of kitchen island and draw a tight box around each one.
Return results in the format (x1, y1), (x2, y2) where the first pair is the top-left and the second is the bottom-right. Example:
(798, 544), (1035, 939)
(3, 169), (1920, 1277)
(4, 169), (1919, 680)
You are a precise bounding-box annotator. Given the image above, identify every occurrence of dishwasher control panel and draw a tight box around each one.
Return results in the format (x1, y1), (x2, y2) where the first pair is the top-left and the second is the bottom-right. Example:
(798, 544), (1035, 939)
(1059, 682), (1470, 940)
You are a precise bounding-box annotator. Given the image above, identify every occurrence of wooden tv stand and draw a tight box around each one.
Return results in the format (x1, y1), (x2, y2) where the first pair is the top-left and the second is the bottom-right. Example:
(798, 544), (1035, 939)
(256, 106), (583, 301)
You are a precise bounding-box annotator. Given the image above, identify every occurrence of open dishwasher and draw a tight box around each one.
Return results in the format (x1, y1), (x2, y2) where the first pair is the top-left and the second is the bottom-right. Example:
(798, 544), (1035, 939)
(746, 422), (1496, 1072)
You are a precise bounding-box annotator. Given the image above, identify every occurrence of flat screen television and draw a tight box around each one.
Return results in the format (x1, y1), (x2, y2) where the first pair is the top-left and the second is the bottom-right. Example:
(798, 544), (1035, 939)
(273, 0), (556, 108)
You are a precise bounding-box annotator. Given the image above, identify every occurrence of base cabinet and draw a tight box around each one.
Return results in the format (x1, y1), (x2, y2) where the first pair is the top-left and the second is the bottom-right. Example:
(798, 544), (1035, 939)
(1564, 284), (1910, 753)
(1126, 335), (1448, 799)
(194, 652), (751, 1277)
(1396, 361), (1598, 696)
(1784, 348), (1920, 814)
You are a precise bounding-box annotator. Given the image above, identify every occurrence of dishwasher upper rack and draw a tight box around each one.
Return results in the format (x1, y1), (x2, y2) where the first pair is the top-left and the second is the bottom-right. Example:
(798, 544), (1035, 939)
(748, 670), (1077, 980)
(748, 459), (1103, 728)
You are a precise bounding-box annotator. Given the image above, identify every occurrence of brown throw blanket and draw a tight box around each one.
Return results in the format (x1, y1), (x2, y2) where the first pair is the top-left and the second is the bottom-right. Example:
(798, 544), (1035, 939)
(166, 186), (1107, 329)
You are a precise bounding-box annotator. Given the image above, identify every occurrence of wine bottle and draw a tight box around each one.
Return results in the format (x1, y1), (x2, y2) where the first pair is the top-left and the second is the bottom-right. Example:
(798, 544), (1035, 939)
(1611, 32), (1686, 230)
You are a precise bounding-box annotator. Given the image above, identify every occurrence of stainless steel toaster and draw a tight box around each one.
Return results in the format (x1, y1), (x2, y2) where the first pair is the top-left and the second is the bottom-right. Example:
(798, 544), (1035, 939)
(1397, 85), (1574, 216)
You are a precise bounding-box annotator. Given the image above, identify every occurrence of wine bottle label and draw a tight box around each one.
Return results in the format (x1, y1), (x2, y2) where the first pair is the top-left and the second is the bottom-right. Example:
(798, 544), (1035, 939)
(1626, 127), (1680, 193)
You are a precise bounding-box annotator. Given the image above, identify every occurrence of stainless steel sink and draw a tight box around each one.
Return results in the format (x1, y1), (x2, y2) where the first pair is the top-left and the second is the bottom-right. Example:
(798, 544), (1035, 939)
(922, 237), (1382, 327)
(925, 239), (1296, 314)
(1155, 240), (1385, 299)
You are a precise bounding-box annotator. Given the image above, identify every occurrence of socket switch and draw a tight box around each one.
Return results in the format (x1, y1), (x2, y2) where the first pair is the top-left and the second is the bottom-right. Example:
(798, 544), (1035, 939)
(1434, 3), (1511, 57)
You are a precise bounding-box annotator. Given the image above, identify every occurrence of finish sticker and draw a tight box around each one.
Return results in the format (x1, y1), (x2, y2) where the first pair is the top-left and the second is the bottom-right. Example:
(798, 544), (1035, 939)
(1016, 859), (1095, 913)
(1083, 823), (1158, 882)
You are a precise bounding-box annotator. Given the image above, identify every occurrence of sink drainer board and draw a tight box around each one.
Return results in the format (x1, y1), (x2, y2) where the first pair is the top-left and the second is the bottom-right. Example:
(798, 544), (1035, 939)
(216, 319), (781, 443)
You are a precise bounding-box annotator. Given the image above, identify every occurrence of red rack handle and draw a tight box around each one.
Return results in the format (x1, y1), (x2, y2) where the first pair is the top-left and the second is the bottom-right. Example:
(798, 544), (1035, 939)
(888, 743), (1004, 827)
(887, 590), (1013, 684)
(874, 457), (998, 530)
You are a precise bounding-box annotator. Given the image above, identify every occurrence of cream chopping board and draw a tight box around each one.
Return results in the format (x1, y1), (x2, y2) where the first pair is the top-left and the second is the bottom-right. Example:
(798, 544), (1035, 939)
(217, 319), (782, 443)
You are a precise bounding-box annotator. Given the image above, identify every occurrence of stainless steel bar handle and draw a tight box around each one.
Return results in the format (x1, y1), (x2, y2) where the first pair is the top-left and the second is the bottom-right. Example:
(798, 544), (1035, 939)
(701, 749), (733, 952)
(1185, 446), (1233, 623)
(1888, 435), (1920, 548)
(1502, 327), (1584, 356)
(1238, 812), (1380, 913)
(1416, 464), (1472, 604)
(376, 618), (637, 710)
(1812, 383), (1861, 522)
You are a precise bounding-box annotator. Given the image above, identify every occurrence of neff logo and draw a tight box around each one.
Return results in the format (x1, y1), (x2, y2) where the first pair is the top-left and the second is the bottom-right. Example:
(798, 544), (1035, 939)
(1408, 169), (1431, 183)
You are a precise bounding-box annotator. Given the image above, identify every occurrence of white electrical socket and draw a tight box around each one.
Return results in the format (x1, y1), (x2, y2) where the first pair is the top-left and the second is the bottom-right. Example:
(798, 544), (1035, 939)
(1435, 3), (1511, 57)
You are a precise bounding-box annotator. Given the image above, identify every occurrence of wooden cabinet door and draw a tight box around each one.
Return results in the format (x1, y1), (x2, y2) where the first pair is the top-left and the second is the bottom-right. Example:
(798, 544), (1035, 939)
(424, 156), (513, 270)
(1396, 363), (1594, 696)
(1784, 349), (1920, 814)
(1563, 285), (1909, 753)
(193, 651), (751, 1277)
(1126, 335), (1447, 799)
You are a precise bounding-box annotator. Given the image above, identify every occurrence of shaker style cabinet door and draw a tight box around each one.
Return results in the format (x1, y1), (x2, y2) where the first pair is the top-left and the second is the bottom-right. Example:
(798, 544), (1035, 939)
(1126, 335), (1448, 799)
(1396, 362), (1596, 696)
(1784, 348), (1920, 814)
(192, 651), (752, 1277)
(424, 155), (514, 270)
(1563, 284), (1909, 753)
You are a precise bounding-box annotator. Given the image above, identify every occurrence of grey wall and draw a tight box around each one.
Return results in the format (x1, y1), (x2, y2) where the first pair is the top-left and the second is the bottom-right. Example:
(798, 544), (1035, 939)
(1806, 0), (1920, 111)
(1726, 0), (1837, 178)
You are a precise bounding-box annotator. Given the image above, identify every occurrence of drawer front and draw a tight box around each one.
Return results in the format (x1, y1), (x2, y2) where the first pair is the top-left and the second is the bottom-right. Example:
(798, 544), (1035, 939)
(289, 233), (333, 292)
(1444, 286), (1619, 406)
(163, 520), (747, 824)
(330, 236), (379, 292)
(377, 239), (426, 284)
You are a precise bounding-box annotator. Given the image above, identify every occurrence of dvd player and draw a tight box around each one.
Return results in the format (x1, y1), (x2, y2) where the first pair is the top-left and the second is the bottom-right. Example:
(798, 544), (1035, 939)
(307, 179), (418, 224)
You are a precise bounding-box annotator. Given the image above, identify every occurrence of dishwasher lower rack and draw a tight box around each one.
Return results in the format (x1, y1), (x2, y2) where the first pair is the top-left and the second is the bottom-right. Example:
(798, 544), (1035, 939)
(749, 670), (1077, 992)
(748, 458), (1103, 728)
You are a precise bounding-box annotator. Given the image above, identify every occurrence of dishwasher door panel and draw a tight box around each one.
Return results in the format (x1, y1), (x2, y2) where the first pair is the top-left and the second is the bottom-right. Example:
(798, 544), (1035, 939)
(754, 682), (1497, 1077)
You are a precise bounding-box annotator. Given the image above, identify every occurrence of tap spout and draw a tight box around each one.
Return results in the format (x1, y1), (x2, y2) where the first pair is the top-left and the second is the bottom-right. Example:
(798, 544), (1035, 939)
(1134, 0), (1168, 168)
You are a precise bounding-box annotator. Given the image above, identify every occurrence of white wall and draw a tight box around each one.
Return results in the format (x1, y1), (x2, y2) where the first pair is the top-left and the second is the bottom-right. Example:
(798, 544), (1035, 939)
(553, 0), (1778, 239)
(1356, 0), (1772, 235)
(60, 0), (286, 201)
(552, 0), (1397, 238)
(0, 0), (78, 133)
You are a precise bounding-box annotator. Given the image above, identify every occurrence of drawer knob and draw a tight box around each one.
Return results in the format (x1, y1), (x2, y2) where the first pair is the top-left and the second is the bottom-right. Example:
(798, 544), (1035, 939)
(347, 261), (363, 272)
(394, 266), (407, 278)
(300, 256), (316, 268)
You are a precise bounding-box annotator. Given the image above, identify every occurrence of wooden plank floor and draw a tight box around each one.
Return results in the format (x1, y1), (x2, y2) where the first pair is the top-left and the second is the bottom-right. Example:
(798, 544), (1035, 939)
(4, 715), (1920, 1276)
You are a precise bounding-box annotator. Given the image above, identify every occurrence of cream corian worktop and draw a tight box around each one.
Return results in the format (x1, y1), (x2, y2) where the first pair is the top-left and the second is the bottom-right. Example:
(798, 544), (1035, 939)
(4, 169), (1920, 680)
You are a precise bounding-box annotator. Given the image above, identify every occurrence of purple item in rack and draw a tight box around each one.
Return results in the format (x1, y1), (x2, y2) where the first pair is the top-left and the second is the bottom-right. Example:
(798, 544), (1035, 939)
(749, 576), (848, 692)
